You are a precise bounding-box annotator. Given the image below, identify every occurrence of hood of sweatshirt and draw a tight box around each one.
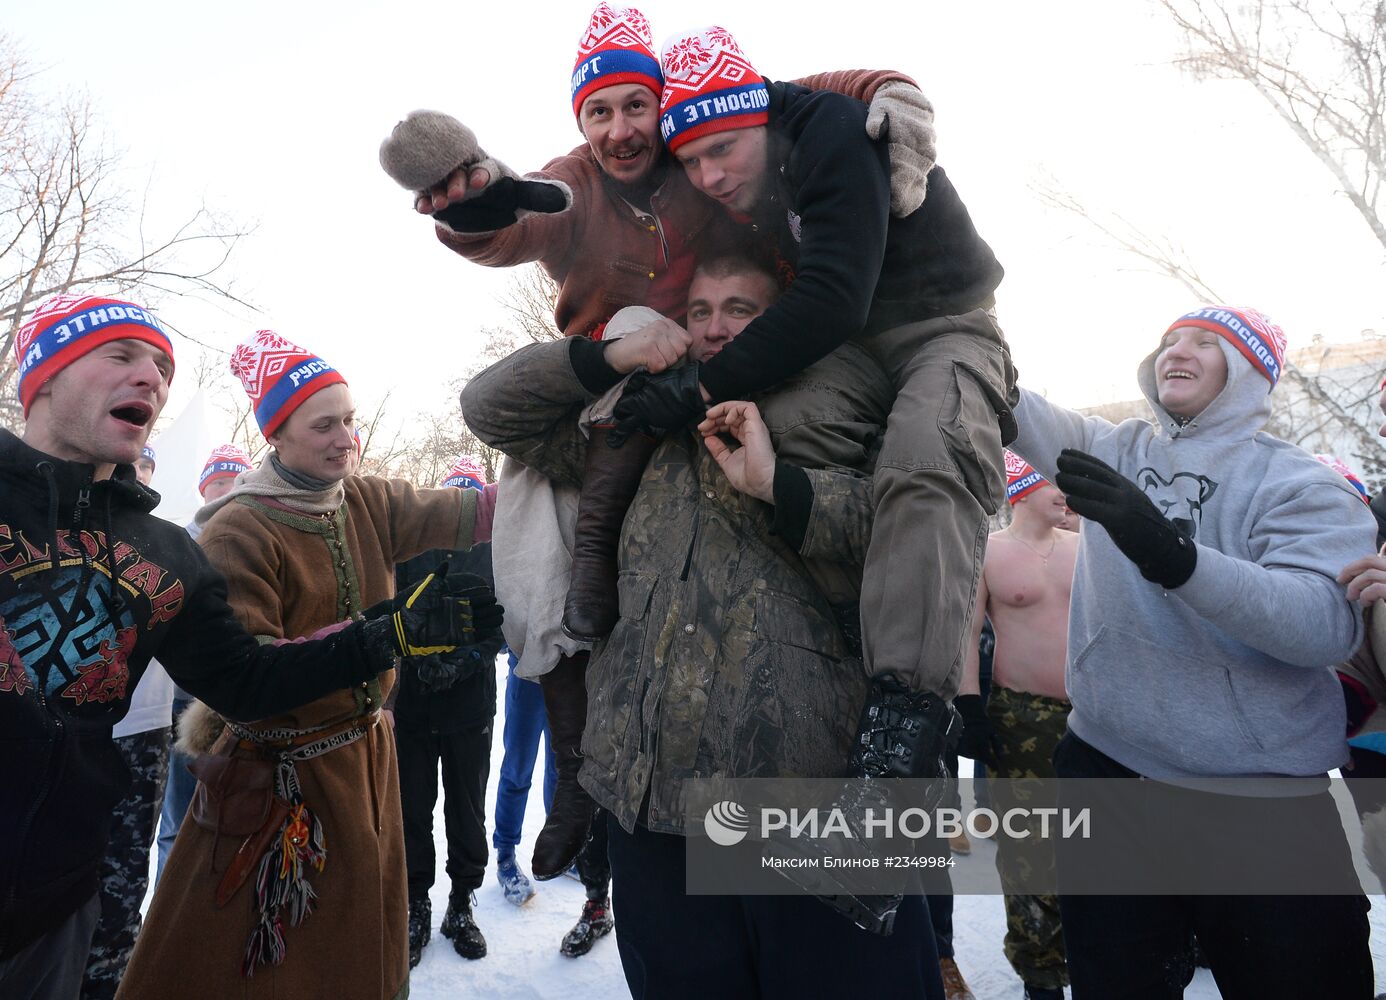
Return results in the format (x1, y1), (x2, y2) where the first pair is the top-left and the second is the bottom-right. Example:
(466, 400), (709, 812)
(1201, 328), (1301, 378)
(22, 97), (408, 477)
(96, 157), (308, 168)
(1136, 336), (1273, 446)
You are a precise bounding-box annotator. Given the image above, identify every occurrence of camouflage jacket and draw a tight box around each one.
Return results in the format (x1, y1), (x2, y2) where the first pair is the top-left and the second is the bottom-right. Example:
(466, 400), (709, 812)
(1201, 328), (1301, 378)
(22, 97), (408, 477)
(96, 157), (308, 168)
(463, 339), (890, 834)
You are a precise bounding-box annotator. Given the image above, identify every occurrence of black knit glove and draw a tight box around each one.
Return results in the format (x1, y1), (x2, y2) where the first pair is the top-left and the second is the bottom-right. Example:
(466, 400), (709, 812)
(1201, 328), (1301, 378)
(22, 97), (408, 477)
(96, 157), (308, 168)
(434, 176), (570, 233)
(1055, 448), (1197, 589)
(606, 363), (706, 448)
(362, 565), (503, 659)
(953, 694), (994, 767)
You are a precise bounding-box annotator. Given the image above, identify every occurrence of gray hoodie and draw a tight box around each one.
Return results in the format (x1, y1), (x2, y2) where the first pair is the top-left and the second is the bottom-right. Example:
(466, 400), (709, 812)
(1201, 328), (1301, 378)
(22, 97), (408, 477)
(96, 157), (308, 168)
(1012, 338), (1375, 779)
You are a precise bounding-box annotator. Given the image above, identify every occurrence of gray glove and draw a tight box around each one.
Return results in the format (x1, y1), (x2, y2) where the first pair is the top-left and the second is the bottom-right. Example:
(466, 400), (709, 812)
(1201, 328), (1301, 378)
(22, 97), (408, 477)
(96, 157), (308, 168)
(864, 82), (936, 218)
(379, 110), (571, 229)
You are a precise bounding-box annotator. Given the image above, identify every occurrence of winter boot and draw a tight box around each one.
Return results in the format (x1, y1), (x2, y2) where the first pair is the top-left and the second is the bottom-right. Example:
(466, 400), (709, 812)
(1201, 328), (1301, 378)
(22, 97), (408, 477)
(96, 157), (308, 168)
(949, 829), (972, 855)
(440, 893), (487, 960)
(532, 653), (598, 880)
(495, 851), (536, 907)
(1022, 986), (1064, 1000)
(762, 675), (960, 935)
(940, 957), (976, 1000)
(561, 428), (657, 641)
(559, 894), (615, 958)
(407, 895), (431, 969)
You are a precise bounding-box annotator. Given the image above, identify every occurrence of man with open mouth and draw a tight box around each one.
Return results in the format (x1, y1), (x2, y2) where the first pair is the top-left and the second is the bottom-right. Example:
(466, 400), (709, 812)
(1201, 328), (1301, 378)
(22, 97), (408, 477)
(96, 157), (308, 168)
(0, 295), (503, 1000)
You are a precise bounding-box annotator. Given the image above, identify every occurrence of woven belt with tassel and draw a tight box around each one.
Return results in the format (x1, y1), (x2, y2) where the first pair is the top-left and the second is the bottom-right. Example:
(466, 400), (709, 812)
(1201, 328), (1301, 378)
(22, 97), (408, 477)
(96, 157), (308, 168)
(225, 713), (377, 976)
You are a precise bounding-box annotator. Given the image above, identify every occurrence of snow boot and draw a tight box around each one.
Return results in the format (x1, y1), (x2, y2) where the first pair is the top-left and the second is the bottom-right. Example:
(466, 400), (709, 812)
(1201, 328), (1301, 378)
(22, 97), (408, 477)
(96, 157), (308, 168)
(495, 851), (536, 907)
(440, 893), (487, 960)
(762, 675), (960, 935)
(939, 957), (976, 1000)
(407, 895), (431, 969)
(561, 428), (657, 641)
(532, 653), (598, 880)
(559, 895), (615, 958)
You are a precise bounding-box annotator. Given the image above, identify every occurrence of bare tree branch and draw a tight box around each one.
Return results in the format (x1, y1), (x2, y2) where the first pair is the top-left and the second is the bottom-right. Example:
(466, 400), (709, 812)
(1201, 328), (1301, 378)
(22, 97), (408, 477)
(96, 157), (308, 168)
(0, 33), (255, 432)
(1160, 0), (1386, 251)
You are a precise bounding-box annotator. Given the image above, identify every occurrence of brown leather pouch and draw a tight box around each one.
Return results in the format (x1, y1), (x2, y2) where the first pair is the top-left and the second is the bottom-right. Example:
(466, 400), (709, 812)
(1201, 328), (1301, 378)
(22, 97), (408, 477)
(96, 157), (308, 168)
(216, 796), (293, 908)
(188, 753), (275, 838)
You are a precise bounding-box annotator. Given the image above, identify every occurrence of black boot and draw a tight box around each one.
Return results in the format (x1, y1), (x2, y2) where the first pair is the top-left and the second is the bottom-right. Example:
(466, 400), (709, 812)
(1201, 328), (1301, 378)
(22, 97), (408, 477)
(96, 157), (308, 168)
(763, 676), (960, 935)
(407, 895), (431, 969)
(440, 893), (486, 960)
(561, 428), (657, 641)
(532, 653), (598, 880)
(559, 893), (615, 958)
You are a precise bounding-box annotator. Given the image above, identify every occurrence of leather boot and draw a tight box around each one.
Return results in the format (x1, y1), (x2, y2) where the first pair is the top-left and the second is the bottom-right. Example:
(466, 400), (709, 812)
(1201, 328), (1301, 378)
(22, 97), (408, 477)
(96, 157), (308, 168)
(562, 427), (658, 642)
(532, 652), (598, 880)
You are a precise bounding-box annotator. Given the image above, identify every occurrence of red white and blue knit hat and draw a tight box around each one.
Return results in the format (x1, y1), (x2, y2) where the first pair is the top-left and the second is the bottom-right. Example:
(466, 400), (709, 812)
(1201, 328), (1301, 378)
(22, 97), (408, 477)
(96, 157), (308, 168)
(1005, 450), (1048, 504)
(1315, 453), (1371, 504)
(14, 294), (175, 416)
(1165, 306), (1287, 389)
(198, 444), (253, 496)
(229, 330), (347, 437)
(657, 26), (769, 152)
(572, 5), (662, 119)
(441, 455), (488, 491)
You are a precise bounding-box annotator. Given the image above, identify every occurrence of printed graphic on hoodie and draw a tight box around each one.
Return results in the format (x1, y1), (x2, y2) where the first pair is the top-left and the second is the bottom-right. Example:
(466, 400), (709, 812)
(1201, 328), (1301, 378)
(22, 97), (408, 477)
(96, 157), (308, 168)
(1134, 468), (1220, 540)
(0, 526), (183, 704)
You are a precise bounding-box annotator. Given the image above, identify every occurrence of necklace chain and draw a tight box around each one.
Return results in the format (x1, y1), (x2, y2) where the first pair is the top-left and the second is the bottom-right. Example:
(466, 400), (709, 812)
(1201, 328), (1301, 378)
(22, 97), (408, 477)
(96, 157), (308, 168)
(1007, 526), (1056, 561)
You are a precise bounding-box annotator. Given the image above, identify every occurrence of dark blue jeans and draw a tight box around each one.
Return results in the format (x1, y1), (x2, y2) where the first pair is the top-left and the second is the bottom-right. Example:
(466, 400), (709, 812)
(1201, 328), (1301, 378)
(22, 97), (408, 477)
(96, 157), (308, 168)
(1053, 731), (1373, 999)
(491, 653), (558, 855)
(606, 814), (944, 1000)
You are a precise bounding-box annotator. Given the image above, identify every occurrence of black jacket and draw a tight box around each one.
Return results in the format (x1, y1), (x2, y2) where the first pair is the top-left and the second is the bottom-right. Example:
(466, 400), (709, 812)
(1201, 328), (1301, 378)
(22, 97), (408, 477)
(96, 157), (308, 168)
(0, 430), (388, 956)
(697, 81), (1005, 401)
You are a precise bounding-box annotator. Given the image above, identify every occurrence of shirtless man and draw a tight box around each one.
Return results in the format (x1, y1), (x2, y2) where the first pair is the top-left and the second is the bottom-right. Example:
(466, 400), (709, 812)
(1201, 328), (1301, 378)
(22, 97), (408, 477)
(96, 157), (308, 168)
(956, 451), (1076, 1000)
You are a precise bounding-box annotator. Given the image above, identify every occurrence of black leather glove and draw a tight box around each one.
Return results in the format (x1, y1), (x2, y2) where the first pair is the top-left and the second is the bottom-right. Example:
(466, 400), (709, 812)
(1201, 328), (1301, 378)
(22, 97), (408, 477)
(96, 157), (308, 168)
(433, 176), (569, 233)
(953, 694), (994, 766)
(364, 565), (504, 659)
(606, 363), (706, 448)
(1055, 448), (1197, 589)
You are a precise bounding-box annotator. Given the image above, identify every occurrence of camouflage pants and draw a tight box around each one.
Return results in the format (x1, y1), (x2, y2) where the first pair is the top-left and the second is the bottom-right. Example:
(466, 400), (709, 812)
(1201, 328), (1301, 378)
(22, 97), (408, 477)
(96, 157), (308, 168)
(80, 727), (170, 1000)
(987, 685), (1070, 990)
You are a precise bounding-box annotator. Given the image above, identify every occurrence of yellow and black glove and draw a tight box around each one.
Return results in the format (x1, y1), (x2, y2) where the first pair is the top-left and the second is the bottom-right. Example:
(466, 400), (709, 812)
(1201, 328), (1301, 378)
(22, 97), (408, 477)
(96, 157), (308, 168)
(362, 564), (503, 659)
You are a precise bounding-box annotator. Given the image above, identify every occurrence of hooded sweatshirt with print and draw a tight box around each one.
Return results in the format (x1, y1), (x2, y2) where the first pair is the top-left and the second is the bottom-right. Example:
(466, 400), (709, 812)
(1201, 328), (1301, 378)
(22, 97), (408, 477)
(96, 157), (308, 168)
(1009, 337), (1374, 780)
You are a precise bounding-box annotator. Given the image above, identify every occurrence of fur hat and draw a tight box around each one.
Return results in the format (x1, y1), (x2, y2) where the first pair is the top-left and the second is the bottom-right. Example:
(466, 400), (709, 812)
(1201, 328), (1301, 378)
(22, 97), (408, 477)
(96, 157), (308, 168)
(657, 26), (769, 153)
(229, 330), (346, 437)
(441, 455), (487, 491)
(571, 5), (662, 119)
(1165, 306), (1287, 389)
(199, 444), (253, 496)
(15, 294), (174, 416)
(1004, 450), (1047, 504)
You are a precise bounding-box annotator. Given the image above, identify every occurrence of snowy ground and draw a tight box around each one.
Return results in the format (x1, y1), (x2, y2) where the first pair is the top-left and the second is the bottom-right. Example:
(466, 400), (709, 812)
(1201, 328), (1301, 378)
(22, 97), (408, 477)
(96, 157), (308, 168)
(147, 656), (1386, 997)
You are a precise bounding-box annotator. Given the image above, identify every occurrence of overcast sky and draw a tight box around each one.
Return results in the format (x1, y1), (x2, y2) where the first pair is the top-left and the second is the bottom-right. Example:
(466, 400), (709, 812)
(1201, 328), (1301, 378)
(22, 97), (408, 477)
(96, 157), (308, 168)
(9, 0), (1384, 436)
